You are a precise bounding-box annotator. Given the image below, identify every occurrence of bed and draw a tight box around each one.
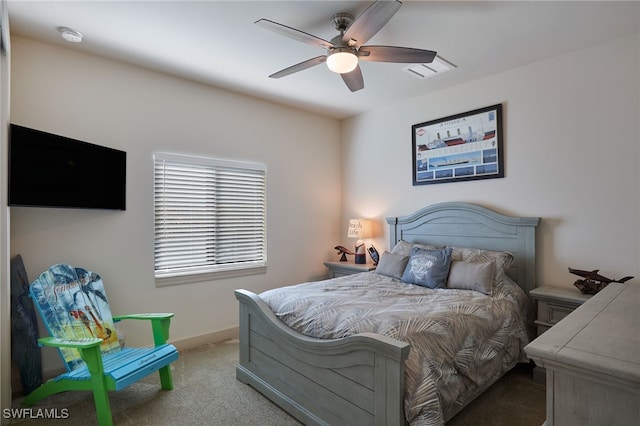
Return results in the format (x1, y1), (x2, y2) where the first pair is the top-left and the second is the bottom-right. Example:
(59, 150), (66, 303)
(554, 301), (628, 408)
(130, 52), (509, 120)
(235, 202), (540, 425)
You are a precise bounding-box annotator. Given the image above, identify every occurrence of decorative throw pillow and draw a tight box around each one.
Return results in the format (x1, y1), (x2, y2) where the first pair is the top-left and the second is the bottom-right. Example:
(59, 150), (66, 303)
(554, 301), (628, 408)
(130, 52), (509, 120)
(401, 246), (453, 289)
(450, 247), (513, 279)
(390, 240), (413, 257)
(447, 260), (495, 295)
(390, 240), (441, 257)
(375, 251), (410, 280)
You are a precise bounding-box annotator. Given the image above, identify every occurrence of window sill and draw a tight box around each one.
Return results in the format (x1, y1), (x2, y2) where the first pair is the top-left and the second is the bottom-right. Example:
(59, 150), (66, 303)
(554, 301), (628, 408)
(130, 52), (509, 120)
(155, 265), (267, 287)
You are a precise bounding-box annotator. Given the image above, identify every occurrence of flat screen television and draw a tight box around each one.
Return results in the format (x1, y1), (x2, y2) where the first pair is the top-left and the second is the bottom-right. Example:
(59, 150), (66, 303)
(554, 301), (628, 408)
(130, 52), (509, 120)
(9, 124), (126, 210)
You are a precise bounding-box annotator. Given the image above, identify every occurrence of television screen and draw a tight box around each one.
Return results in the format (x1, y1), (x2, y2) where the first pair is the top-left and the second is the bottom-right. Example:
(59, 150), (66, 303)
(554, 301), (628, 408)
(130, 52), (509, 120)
(9, 124), (126, 210)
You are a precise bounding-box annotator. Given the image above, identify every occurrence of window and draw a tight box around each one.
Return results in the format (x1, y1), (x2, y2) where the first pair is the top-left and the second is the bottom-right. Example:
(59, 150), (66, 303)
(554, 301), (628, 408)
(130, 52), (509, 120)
(153, 152), (266, 285)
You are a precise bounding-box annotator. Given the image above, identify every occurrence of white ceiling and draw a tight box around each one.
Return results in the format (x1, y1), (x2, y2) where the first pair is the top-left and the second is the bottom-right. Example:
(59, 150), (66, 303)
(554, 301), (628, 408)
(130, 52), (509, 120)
(6, 1), (640, 119)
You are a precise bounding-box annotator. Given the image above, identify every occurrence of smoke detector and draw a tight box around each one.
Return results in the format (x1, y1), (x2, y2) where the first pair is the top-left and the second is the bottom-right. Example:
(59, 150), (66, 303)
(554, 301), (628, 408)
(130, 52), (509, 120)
(57, 27), (83, 43)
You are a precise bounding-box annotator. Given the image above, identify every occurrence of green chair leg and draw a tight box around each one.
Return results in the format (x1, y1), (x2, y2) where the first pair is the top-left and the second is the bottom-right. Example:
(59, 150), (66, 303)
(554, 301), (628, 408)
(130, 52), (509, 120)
(151, 317), (174, 390)
(92, 386), (113, 426)
(81, 346), (113, 426)
(159, 365), (173, 390)
(22, 380), (62, 406)
(91, 384), (112, 426)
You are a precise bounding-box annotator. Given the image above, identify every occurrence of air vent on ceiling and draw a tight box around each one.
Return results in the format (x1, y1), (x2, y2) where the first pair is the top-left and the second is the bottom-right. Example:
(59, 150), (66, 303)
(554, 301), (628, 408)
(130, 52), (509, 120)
(403, 56), (456, 79)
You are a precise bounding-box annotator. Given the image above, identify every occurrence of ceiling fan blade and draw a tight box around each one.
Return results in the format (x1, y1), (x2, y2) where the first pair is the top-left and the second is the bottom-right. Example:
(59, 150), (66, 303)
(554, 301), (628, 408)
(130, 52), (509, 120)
(269, 56), (327, 79)
(358, 45), (437, 63)
(341, 65), (364, 92)
(342, 0), (402, 48)
(255, 19), (334, 49)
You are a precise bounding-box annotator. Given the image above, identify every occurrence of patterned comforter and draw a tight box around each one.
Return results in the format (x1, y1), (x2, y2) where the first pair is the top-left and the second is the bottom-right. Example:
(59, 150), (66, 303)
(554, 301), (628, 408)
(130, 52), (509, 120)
(260, 272), (532, 425)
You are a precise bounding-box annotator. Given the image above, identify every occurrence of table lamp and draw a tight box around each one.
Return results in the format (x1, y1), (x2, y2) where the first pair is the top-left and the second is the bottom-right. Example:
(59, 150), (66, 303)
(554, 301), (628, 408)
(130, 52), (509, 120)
(347, 218), (371, 264)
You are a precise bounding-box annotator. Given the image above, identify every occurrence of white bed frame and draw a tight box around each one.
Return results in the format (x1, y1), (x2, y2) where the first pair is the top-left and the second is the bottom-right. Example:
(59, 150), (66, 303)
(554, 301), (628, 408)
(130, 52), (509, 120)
(235, 202), (540, 425)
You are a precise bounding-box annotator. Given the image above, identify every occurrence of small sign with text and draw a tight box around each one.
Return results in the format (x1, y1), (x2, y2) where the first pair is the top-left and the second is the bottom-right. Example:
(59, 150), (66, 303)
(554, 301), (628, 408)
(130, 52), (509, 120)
(3, 408), (70, 420)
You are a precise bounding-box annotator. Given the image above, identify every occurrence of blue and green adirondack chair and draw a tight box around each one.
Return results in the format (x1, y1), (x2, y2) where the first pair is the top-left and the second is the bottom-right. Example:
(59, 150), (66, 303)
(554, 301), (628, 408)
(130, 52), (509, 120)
(22, 264), (178, 426)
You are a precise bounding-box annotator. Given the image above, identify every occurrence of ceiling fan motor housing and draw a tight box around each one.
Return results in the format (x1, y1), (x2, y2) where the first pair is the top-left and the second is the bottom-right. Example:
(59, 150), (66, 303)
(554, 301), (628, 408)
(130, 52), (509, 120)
(331, 13), (354, 33)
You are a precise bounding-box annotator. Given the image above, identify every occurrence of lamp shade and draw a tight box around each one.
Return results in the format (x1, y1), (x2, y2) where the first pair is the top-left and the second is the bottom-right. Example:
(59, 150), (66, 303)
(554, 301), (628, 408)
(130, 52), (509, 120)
(326, 50), (358, 74)
(347, 219), (372, 239)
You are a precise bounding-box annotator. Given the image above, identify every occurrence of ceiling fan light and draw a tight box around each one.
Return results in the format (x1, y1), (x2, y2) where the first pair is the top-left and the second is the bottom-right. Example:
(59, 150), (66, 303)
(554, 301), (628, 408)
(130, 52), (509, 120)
(326, 50), (358, 74)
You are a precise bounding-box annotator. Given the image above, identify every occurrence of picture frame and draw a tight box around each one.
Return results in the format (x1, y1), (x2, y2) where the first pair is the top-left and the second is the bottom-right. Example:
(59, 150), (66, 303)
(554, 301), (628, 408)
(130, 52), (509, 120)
(412, 104), (504, 186)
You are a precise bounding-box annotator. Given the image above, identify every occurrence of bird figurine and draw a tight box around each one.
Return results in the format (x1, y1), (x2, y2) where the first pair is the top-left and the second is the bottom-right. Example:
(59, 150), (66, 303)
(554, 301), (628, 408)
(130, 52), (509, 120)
(334, 245), (355, 262)
(568, 267), (633, 294)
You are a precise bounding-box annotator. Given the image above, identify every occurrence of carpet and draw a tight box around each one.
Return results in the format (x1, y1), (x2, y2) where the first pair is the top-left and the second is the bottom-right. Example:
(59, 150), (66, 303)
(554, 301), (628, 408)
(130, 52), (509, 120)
(9, 340), (545, 425)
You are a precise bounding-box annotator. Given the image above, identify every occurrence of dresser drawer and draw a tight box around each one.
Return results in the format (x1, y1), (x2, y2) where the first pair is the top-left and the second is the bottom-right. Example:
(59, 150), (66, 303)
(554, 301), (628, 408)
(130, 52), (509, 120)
(531, 286), (592, 334)
(539, 301), (575, 326)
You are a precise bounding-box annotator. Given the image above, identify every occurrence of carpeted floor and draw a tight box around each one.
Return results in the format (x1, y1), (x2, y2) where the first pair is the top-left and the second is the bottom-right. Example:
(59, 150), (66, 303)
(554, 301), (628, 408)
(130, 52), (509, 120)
(9, 340), (545, 425)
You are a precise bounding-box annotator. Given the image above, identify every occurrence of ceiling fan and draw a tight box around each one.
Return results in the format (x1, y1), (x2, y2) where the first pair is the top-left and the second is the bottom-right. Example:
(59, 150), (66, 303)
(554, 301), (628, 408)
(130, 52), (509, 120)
(256, 0), (437, 92)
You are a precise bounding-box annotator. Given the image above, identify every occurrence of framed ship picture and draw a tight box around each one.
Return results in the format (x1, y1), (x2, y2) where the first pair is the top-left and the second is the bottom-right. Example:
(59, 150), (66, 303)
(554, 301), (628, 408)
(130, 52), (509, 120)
(412, 104), (504, 186)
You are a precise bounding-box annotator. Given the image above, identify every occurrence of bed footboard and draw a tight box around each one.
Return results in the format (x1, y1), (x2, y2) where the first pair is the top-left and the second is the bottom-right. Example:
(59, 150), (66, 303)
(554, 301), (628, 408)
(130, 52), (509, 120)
(235, 289), (410, 426)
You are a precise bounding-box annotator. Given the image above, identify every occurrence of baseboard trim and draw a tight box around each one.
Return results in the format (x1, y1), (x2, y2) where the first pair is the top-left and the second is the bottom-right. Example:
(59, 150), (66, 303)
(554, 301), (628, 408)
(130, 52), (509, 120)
(171, 327), (239, 351)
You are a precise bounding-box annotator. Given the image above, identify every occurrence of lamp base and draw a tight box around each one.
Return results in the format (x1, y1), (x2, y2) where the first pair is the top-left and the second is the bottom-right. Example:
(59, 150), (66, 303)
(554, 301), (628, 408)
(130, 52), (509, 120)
(354, 240), (366, 264)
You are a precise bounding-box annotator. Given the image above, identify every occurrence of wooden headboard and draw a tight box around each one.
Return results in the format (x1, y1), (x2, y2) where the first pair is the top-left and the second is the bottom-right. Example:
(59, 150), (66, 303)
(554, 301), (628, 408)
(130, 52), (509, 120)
(386, 202), (540, 294)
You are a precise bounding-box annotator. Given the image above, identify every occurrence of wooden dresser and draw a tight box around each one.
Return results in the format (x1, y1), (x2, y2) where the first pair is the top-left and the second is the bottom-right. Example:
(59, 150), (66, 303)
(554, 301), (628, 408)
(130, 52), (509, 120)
(525, 283), (640, 426)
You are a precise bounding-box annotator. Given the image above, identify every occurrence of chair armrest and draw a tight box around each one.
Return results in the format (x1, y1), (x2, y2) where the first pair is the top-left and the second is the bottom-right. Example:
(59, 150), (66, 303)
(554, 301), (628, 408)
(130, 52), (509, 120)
(113, 313), (174, 321)
(38, 337), (102, 349)
(39, 337), (106, 375)
(112, 313), (174, 346)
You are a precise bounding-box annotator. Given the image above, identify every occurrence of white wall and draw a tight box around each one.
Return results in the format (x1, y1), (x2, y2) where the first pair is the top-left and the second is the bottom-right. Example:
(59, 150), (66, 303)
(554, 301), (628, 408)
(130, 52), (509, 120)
(341, 33), (640, 289)
(9, 36), (342, 371)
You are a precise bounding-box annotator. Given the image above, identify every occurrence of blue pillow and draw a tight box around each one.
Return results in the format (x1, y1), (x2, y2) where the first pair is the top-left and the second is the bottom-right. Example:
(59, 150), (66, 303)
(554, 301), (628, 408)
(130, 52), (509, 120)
(401, 246), (453, 288)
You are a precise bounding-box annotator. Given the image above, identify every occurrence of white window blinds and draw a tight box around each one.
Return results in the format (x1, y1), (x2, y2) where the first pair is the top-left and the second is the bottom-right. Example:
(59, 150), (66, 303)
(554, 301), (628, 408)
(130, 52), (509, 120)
(154, 153), (266, 282)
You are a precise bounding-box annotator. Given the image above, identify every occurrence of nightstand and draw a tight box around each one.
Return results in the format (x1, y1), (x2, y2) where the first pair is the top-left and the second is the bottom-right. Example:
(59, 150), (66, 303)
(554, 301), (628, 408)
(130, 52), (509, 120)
(529, 285), (592, 384)
(530, 286), (592, 336)
(324, 261), (376, 278)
